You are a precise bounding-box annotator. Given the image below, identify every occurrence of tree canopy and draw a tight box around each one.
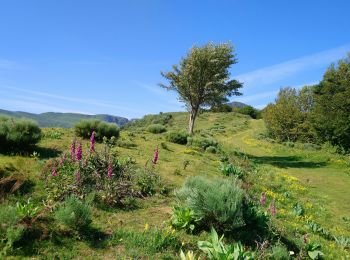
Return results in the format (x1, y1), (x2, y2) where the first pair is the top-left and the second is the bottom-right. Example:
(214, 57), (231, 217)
(160, 42), (242, 134)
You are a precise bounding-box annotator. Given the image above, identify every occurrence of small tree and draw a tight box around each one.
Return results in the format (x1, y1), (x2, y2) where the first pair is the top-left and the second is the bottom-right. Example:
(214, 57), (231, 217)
(160, 42), (242, 134)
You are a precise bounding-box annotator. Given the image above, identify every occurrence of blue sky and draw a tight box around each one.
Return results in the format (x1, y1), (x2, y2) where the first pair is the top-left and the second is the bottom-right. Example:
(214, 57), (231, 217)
(0, 0), (349, 119)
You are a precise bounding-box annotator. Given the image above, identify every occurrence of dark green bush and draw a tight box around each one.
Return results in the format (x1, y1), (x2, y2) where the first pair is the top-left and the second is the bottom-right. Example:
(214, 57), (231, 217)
(147, 124), (167, 134)
(0, 117), (42, 152)
(55, 196), (92, 230)
(187, 136), (218, 150)
(206, 146), (218, 154)
(166, 131), (189, 145)
(74, 119), (120, 141)
(176, 176), (245, 231)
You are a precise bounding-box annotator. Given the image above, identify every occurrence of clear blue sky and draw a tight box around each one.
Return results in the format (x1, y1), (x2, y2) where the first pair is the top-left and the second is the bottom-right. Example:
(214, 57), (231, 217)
(1, 0), (349, 118)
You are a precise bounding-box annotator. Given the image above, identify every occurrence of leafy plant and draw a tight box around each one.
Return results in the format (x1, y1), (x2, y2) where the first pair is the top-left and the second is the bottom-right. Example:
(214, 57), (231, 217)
(180, 250), (197, 260)
(55, 196), (92, 231)
(176, 176), (245, 231)
(187, 136), (218, 150)
(305, 243), (324, 260)
(333, 235), (350, 249)
(171, 206), (199, 232)
(219, 163), (243, 178)
(16, 198), (40, 219)
(293, 202), (304, 216)
(198, 228), (254, 260)
(270, 244), (290, 259)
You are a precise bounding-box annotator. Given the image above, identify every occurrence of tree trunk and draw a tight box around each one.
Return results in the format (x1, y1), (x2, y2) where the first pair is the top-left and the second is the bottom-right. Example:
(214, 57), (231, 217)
(188, 109), (197, 135)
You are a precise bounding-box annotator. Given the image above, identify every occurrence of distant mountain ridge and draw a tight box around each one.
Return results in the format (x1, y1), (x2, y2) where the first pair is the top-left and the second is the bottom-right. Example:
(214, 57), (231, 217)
(0, 109), (129, 128)
(227, 101), (249, 108)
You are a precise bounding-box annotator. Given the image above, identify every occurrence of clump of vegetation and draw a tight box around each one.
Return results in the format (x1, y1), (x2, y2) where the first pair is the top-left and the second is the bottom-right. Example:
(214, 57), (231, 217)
(55, 196), (92, 231)
(198, 228), (254, 259)
(45, 138), (162, 207)
(0, 117), (42, 152)
(170, 206), (199, 232)
(147, 124), (167, 134)
(175, 176), (245, 231)
(124, 113), (173, 128)
(206, 145), (218, 154)
(187, 136), (218, 150)
(219, 163), (243, 178)
(0, 204), (26, 254)
(74, 119), (120, 141)
(166, 131), (189, 145)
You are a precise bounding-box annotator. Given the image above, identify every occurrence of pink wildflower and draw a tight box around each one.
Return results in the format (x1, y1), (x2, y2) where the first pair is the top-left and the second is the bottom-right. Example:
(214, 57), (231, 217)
(70, 139), (76, 161)
(260, 192), (266, 206)
(152, 146), (159, 164)
(51, 166), (57, 177)
(107, 159), (113, 179)
(76, 143), (82, 161)
(76, 169), (81, 183)
(268, 199), (277, 216)
(90, 131), (95, 152)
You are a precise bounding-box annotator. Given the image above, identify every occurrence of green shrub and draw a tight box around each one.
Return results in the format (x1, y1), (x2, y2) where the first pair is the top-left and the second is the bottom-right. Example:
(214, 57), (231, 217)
(147, 124), (167, 134)
(74, 119), (120, 141)
(55, 196), (92, 230)
(270, 244), (290, 259)
(135, 165), (163, 196)
(187, 137), (218, 150)
(117, 139), (137, 148)
(198, 228), (254, 259)
(0, 204), (26, 253)
(166, 131), (189, 145)
(176, 176), (245, 231)
(0, 117), (42, 152)
(206, 146), (218, 154)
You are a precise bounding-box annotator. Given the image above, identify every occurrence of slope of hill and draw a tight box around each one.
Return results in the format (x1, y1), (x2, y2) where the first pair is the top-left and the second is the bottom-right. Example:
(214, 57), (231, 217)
(0, 109), (129, 128)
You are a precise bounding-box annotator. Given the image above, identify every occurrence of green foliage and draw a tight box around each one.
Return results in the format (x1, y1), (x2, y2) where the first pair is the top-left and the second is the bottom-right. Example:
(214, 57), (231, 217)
(135, 165), (163, 196)
(211, 104), (233, 113)
(171, 206), (199, 232)
(16, 198), (40, 219)
(0, 116), (42, 152)
(160, 42), (242, 133)
(206, 146), (218, 154)
(74, 119), (120, 141)
(234, 105), (260, 119)
(55, 196), (92, 230)
(166, 131), (189, 145)
(292, 202), (304, 216)
(125, 113), (173, 128)
(305, 243), (324, 260)
(0, 204), (25, 254)
(147, 124), (167, 134)
(270, 244), (290, 259)
(176, 176), (245, 231)
(312, 54), (350, 151)
(219, 163), (243, 178)
(263, 87), (315, 142)
(187, 136), (218, 150)
(198, 228), (254, 260)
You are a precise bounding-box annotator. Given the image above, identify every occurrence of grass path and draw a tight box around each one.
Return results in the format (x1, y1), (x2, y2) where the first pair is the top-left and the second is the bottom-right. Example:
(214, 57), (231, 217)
(225, 119), (350, 234)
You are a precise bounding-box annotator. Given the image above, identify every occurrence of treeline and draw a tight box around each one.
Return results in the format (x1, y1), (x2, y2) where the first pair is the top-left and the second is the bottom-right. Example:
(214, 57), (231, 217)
(263, 54), (350, 152)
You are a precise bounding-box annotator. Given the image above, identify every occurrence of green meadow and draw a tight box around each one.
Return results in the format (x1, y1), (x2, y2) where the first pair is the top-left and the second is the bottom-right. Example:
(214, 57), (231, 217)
(1, 112), (349, 259)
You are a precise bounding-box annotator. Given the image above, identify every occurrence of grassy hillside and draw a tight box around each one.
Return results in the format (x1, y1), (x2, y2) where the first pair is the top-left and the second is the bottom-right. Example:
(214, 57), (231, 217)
(0, 112), (349, 258)
(0, 109), (129, 128)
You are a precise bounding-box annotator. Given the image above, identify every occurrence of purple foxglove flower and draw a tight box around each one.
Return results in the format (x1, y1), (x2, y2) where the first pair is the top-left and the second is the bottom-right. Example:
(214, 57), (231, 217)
(152, 147), (159, 164)
(76, 169), (81, 183)
(269, 199), (277, 216)
(51, 166), (57, 177)
(107, 160), (113, 179)
(70, 139), (76, 161)
(90, 131), (95, 152)
(260, 192), (267, 206)
(76, 143), (82, 161)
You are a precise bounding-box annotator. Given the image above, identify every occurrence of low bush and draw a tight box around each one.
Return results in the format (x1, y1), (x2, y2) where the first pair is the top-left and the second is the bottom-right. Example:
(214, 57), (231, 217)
(187, 137), (218, 150)
(166, 131), (189, 145)
(219, 163), (243, 178)
(0, 204), (26, 254)
(176, 176), (245, 231)
(0, 117), (42, 152)
(170, 206), (199, 233)
(147, 124), (167, 134)
(74, 119), (120, 141)
(55, 196), (92, 230)
(206, 146), (218, 154)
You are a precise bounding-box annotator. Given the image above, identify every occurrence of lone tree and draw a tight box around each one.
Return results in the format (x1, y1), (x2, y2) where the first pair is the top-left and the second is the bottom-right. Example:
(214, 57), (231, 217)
(160, 42), (242, 134)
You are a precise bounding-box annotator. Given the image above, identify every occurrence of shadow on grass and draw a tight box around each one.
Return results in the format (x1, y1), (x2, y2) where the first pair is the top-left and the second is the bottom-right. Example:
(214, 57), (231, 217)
(247, 154), (327, 169)
(36, 146), (62, 159)
(80, 226), (111, 249)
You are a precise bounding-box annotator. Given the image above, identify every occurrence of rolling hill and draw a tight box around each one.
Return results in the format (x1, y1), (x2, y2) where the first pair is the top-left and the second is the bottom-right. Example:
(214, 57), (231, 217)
(0, 109), (129, 128)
